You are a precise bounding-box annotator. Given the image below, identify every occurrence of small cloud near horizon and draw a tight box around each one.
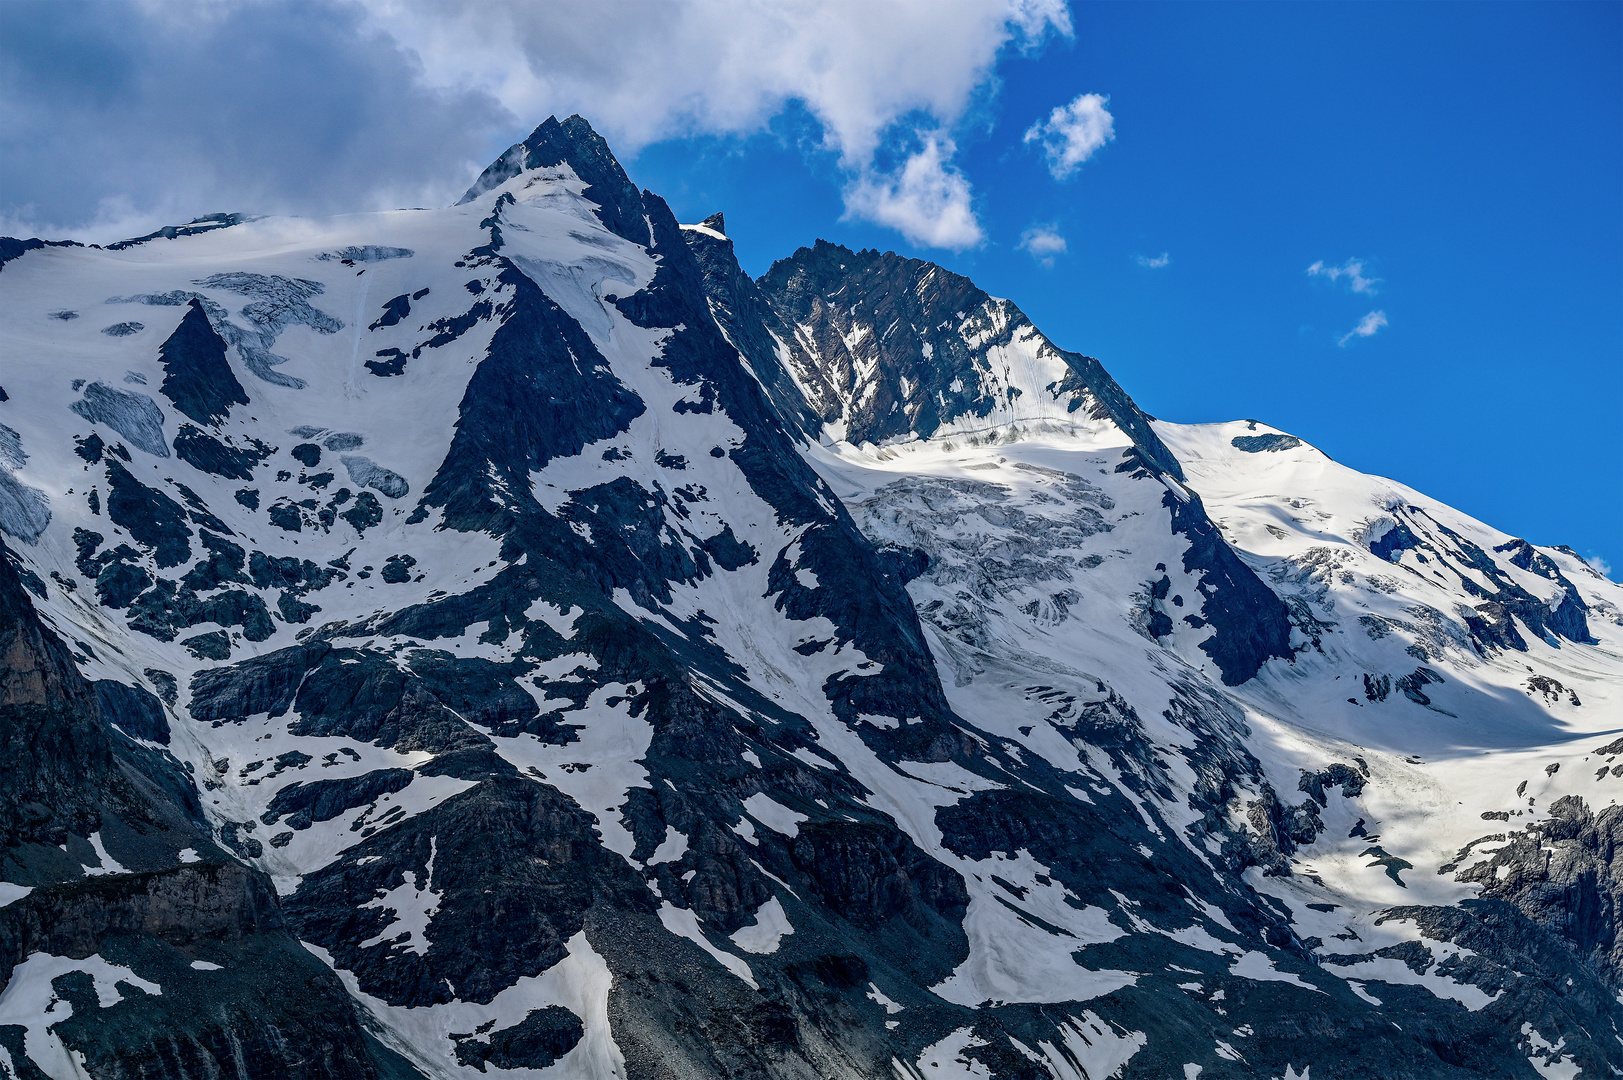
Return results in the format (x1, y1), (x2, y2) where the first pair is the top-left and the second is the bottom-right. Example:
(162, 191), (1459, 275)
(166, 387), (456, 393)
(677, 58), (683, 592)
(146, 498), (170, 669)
(1308, 257), (1380, 295)
(1024, 92), (1115, 180)
(1338, 310), (1388, 346)
(1018, 224), (1067, 267)
(1587, 553), (1614, 579)
(1135, 251), (1170, 269)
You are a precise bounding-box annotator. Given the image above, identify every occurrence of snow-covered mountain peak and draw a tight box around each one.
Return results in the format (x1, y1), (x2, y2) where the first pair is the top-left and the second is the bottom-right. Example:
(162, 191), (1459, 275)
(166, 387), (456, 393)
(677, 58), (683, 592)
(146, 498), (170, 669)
(2, 114), (1622, 1079)
(458, 115), (653, 245)
(679, 212), (728, 243)
(749, 239), (1184, 482)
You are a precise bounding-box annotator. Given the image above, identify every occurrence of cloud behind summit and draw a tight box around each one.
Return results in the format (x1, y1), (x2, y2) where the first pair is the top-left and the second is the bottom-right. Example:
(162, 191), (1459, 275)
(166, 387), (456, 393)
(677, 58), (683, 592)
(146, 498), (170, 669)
(0, 0), (1070, 246)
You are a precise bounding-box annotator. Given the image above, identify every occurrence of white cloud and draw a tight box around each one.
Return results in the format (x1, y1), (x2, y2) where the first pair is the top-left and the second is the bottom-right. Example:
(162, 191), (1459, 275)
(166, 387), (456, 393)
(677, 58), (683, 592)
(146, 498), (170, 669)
(1338, 310), (1388, 346)
(1136, 251), (1170, 268)
(0, 0), (511, 241)
(359, 0), (1072, 247)
(1308, 257), (1380, 295)
(1023, 92), (1115, 179)
(1, 0), (1072, 247)
(1017, 224), (1067, 266)
(1586, 554), (1613, 578)
(844, 137), (984, 250)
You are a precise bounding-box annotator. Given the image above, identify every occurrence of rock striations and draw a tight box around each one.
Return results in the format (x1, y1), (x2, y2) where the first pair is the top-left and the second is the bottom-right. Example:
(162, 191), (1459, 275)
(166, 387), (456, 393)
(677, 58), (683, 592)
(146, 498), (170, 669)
(0, 115), (1619, 1078)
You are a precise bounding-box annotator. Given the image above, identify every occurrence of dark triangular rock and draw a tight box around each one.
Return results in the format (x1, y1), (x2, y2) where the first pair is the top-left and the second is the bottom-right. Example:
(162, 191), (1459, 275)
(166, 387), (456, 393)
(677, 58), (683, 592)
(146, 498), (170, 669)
(157, 297), (248, 425)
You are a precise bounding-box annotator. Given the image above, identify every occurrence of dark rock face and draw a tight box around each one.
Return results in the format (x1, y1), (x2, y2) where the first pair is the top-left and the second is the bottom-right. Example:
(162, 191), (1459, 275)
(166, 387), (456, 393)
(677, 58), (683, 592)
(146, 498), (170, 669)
(1232, 433), (1303, 453)
(286, 776), (652, 1008)
(174, 424), (269, 480)
(156, 298), (249, 425)
(368, 293), (413, 330)
(183, 531), (247, 593)
(789, 820), (968, 930)
(0, 536), (391, 1078)
(1374, 505), (1594, 651)
(1163, 486), (1294, 684)
(289, 649), (496, 754)
(405, 651), (538, 731)
(1299, 763), (1366, 804)
(380, 553), (415, 582)
(0, 863), (392, 1080)
(455, 1005), (584, 1069)
(188, 642), (333, 723)
(681, 221), (827, 439)
(366, 348), (408, 377)
(341, 491), (382, 533)
(105, 459), (191, 568)
(0, 538), (129, 851)
(190, 643), (523, 762)
(1455, 795), (1623, 986)
(416, 265), (645, 534)
(93, 679), (169, 745)
(183, 629), (231, 660)
(262, 769), (414, 829)
(126, 578), (274, 644)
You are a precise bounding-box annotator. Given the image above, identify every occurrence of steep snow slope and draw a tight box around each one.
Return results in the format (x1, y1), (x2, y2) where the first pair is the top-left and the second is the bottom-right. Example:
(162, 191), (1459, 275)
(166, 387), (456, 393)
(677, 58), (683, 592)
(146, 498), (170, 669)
(0, 115), (1619, 1080)
(1159, 419), (1623, 958)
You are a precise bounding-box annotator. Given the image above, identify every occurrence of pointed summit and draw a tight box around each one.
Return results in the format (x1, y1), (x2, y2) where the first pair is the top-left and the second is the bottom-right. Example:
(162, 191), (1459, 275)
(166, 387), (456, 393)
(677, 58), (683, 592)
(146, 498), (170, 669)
(458, 115), (648, 245)
(757, 240), (1185, 479)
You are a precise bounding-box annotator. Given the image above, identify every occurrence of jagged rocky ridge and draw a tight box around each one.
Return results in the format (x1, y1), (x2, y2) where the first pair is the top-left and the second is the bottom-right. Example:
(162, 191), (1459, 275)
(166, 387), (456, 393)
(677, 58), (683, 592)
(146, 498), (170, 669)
(0, 114), (1619, 1078)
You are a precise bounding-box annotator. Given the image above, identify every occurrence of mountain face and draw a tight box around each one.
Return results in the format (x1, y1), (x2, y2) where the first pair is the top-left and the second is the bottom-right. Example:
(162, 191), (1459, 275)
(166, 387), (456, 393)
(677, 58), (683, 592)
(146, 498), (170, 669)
(0, 116), (1620, 1080)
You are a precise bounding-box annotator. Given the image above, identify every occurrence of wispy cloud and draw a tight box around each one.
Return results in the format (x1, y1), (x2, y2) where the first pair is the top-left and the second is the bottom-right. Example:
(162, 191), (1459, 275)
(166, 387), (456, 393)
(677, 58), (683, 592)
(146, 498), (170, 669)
(1135, 251), (1170, 269)
(1018, 224), (1067, 267)
(1308, 257), (1380, 295)
(1024, 92), (1115, 179)
(1586, 554), (1614, 579)
(843, 135), (983, 250)
(1338, 310), (1388, 346)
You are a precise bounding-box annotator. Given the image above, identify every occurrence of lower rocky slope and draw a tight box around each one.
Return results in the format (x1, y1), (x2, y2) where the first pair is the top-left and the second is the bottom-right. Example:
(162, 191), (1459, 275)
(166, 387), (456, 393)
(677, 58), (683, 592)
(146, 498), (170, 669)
(0, 536), (403, 1078)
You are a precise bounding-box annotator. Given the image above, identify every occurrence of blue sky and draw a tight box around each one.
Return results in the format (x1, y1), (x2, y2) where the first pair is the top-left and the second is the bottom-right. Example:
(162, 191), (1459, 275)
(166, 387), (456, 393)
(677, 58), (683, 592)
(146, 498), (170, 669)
(3, 1), (1617, 573)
